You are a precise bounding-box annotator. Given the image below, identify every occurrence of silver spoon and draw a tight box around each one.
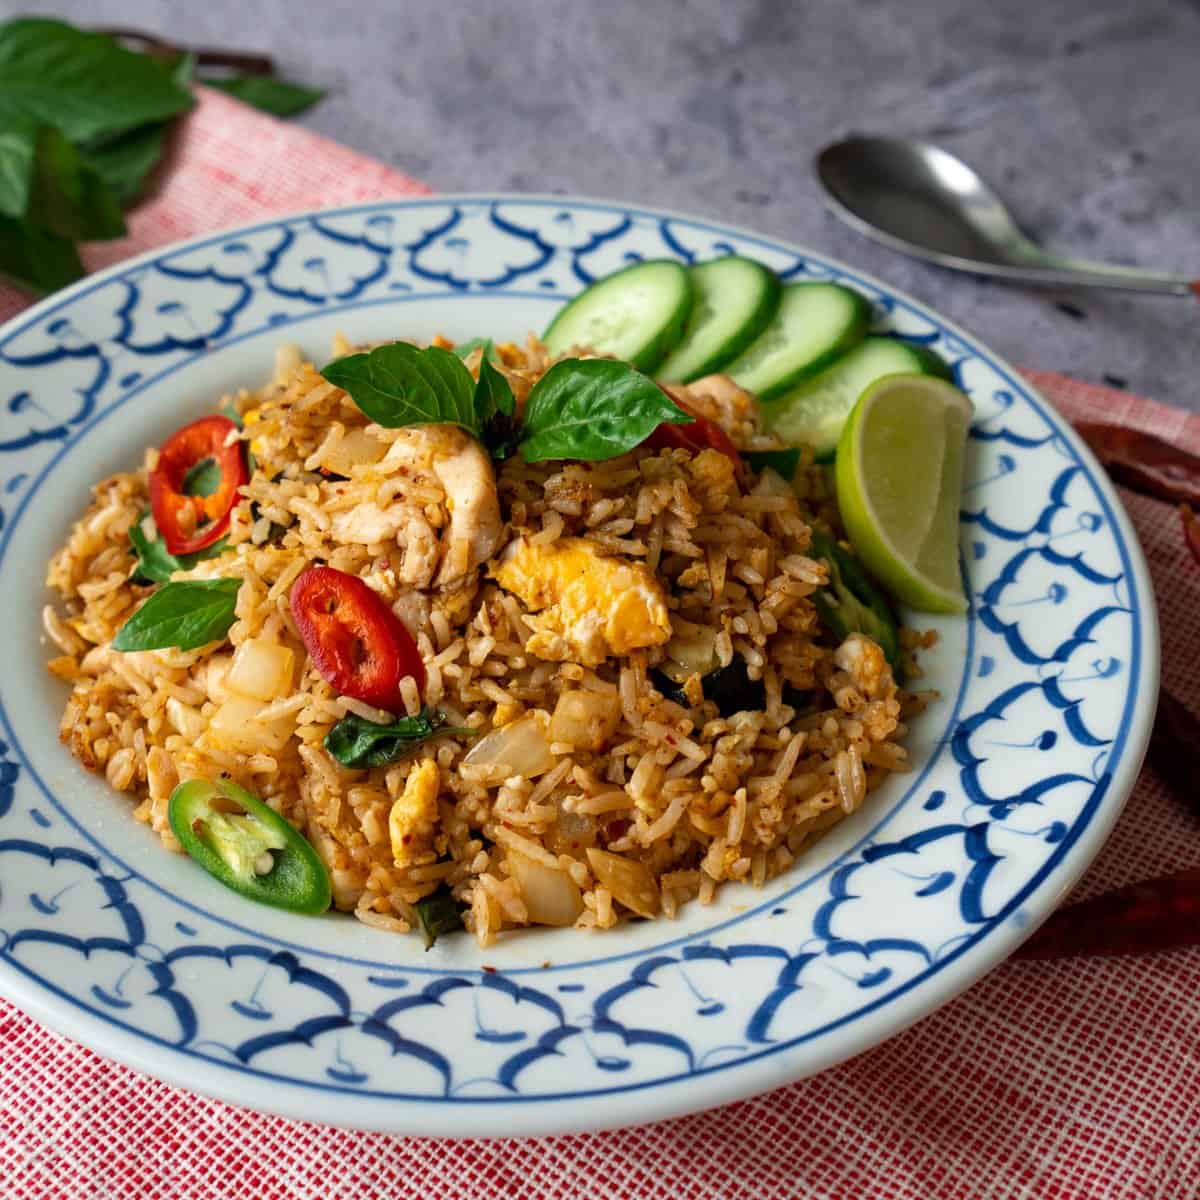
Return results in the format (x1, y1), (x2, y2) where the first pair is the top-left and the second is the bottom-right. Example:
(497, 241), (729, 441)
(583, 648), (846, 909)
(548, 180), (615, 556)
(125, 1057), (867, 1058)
(815, 135), (1196, 298)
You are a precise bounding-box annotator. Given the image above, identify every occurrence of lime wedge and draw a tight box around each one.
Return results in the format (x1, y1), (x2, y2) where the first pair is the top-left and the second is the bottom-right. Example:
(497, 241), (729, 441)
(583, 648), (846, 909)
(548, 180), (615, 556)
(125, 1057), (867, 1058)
(834, 375), (973, 613)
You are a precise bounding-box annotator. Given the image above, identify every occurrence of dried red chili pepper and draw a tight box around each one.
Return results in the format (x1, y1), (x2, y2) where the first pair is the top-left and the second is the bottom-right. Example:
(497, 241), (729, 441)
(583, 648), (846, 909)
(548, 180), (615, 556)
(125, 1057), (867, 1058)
(1013, 867), (1200, 961)
(1180, 505), (1200, 569)
(1148, 686), (1200, 821)
(1073, 422), (1200, 508)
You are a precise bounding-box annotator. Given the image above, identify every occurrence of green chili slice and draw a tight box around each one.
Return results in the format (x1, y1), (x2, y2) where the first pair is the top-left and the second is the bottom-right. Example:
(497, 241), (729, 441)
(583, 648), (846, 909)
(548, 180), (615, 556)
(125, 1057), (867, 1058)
(809, 529), (902, 676)
(167, 778), (331, 914)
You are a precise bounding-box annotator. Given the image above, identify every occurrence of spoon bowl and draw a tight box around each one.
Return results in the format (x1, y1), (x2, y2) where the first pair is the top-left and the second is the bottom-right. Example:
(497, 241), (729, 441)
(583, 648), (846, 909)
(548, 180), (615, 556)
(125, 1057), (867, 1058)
(816, 135), (1194, 297)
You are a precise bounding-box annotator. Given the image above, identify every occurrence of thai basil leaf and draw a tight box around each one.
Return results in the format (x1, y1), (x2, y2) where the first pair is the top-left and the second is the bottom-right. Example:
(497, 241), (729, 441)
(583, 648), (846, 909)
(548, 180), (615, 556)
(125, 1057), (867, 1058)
(519, 358), (692, 463)
(112, 578), (241, 651)
(0, 107), (38, 219)
(128, 512), (227, 585)
(80, 121), (167, 206)
(0, 19), (193, 144)
(204, 75), (325, 118)
(321, 342), (478, 431)
(474, 354), (514, 423)
(323, 707), (472, 769)
(29, 126), (124, 241)
(171, 52), (198, 90)
(0, 214), (83, 293)
(473, 354), (518, 459)
(412, 885), (466, 951)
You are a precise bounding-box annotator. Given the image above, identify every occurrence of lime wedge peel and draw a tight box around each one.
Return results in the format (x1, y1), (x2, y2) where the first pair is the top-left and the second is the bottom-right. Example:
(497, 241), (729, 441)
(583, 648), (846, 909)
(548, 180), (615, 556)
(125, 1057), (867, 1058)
(834, 374), (973, 614)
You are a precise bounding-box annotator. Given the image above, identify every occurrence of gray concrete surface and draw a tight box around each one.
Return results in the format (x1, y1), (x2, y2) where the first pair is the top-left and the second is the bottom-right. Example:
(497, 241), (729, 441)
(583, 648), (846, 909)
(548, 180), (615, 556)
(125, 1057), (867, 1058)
(9, 0), (1200, 407)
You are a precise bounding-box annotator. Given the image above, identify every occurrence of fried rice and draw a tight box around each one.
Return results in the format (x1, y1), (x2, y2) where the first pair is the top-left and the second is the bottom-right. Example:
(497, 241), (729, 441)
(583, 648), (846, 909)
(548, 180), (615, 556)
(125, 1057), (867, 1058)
(44, 335), (922, 945)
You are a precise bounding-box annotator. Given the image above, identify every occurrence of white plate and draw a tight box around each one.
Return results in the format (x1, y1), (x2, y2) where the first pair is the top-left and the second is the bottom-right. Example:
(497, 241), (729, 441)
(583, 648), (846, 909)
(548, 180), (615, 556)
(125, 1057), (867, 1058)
(0, 196), (1158, 1136)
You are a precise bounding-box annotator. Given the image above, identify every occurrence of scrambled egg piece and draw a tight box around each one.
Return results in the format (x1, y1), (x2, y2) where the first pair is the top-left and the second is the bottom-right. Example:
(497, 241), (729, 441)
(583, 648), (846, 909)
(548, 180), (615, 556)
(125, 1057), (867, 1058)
(493, 537), (671, 666)
(243, 406), (265, 458)
(389, 759), (441, 870)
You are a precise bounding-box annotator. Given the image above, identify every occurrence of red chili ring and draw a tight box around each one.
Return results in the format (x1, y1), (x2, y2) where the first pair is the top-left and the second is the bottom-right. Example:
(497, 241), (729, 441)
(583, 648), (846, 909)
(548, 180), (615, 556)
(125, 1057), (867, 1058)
(289, 566), (425, 710)
(149, 415), (248, 555)
(645, 394), (744, 469)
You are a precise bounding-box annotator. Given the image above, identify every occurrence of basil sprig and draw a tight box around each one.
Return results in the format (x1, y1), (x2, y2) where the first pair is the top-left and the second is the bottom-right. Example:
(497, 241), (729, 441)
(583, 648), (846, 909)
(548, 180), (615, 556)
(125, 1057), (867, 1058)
(321, 342), (690, 464)
(0, 17), (324, 296)
(112, 578), (240, 652)
(324, 707), (473, 769)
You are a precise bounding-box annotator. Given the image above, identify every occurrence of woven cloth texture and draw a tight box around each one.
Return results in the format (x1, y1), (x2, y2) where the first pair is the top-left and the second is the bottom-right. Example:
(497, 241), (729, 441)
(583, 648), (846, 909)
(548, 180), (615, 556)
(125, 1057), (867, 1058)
(1, 89), (1197, 1200)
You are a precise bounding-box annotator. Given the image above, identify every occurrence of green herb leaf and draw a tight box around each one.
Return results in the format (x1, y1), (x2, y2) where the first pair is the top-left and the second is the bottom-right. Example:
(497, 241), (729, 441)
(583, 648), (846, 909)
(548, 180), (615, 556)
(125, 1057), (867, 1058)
(112, 578), (241, 652)
(451, 337), (499, 365)
(80, 121), (167, 205)
(324, 708), (472, 770)
(181, 456), (222, 498)
(473, 354), (518, 459)
(744, 448), (802, 479)
(519, 358), (692, 463)
(474, 354), (515, 424)
(809, 531), (901, 674)
(0, 18), (193, 144)
(218, 398), (244, 428)
(30, 126), (124, 241)
(128, 512), (227, 585)
(321, 342), (478, 431)
(0, 214), (83, 294)
(171, 53), (197, 90)
(204, 75), (325, 118)
(412, 885), (466, 951)
(0, 107), (38, 219)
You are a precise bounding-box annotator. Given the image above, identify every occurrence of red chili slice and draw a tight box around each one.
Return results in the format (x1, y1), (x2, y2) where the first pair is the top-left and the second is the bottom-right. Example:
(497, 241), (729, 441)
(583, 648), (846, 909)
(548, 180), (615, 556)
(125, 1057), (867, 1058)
(289, 566), (425, 710)
(645, 395), (744, 468)
(149, 415), (248, 555)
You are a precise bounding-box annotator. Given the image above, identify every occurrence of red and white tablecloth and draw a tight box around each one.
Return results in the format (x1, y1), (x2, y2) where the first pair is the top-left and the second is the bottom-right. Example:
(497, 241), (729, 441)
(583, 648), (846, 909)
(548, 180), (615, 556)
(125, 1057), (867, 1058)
(1, 88), (1197, 1200)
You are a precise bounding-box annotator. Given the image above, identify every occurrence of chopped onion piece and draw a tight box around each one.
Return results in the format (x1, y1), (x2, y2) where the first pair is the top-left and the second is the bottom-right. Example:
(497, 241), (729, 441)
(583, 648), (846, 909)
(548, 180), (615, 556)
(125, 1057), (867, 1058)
(461, 711), (555, 782)
(227, 637), (295, 701)
(209, 695), (293, 753)
(663, 617), (719, 681)
(549, 689), (621, 751)
(507, 852), (583, 926)
(318, 427), (386, 476)
(586, 848), (660, 918)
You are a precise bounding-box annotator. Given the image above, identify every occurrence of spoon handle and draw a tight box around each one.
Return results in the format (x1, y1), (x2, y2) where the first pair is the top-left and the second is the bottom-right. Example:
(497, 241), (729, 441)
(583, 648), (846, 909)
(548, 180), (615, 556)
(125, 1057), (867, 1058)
(974, 253), (1195, 297)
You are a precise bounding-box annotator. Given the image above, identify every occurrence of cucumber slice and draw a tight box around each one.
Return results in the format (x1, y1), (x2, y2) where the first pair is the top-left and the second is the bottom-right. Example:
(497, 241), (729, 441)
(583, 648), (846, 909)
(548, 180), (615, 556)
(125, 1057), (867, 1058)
(655, 257), (781, 384)
(543, 259), (693, 371)
(765, 337), (951, 460)
(724, 282), (870, 402)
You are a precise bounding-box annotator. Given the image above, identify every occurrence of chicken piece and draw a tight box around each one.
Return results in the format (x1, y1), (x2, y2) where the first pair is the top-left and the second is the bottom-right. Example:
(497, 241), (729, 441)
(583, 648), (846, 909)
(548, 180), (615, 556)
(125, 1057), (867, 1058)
(389, 759), (441, 870)
(663, 374), (761, 440)
(493, 537), (671, 666)
(381, 425), (502, 586)
(330, 501), (409, 547)
(833, 633), (893, 701)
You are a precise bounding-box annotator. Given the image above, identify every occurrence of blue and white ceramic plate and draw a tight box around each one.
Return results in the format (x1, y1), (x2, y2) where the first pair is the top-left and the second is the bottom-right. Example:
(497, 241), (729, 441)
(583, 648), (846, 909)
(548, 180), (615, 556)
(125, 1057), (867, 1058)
(0, 197), (1157, 1136)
